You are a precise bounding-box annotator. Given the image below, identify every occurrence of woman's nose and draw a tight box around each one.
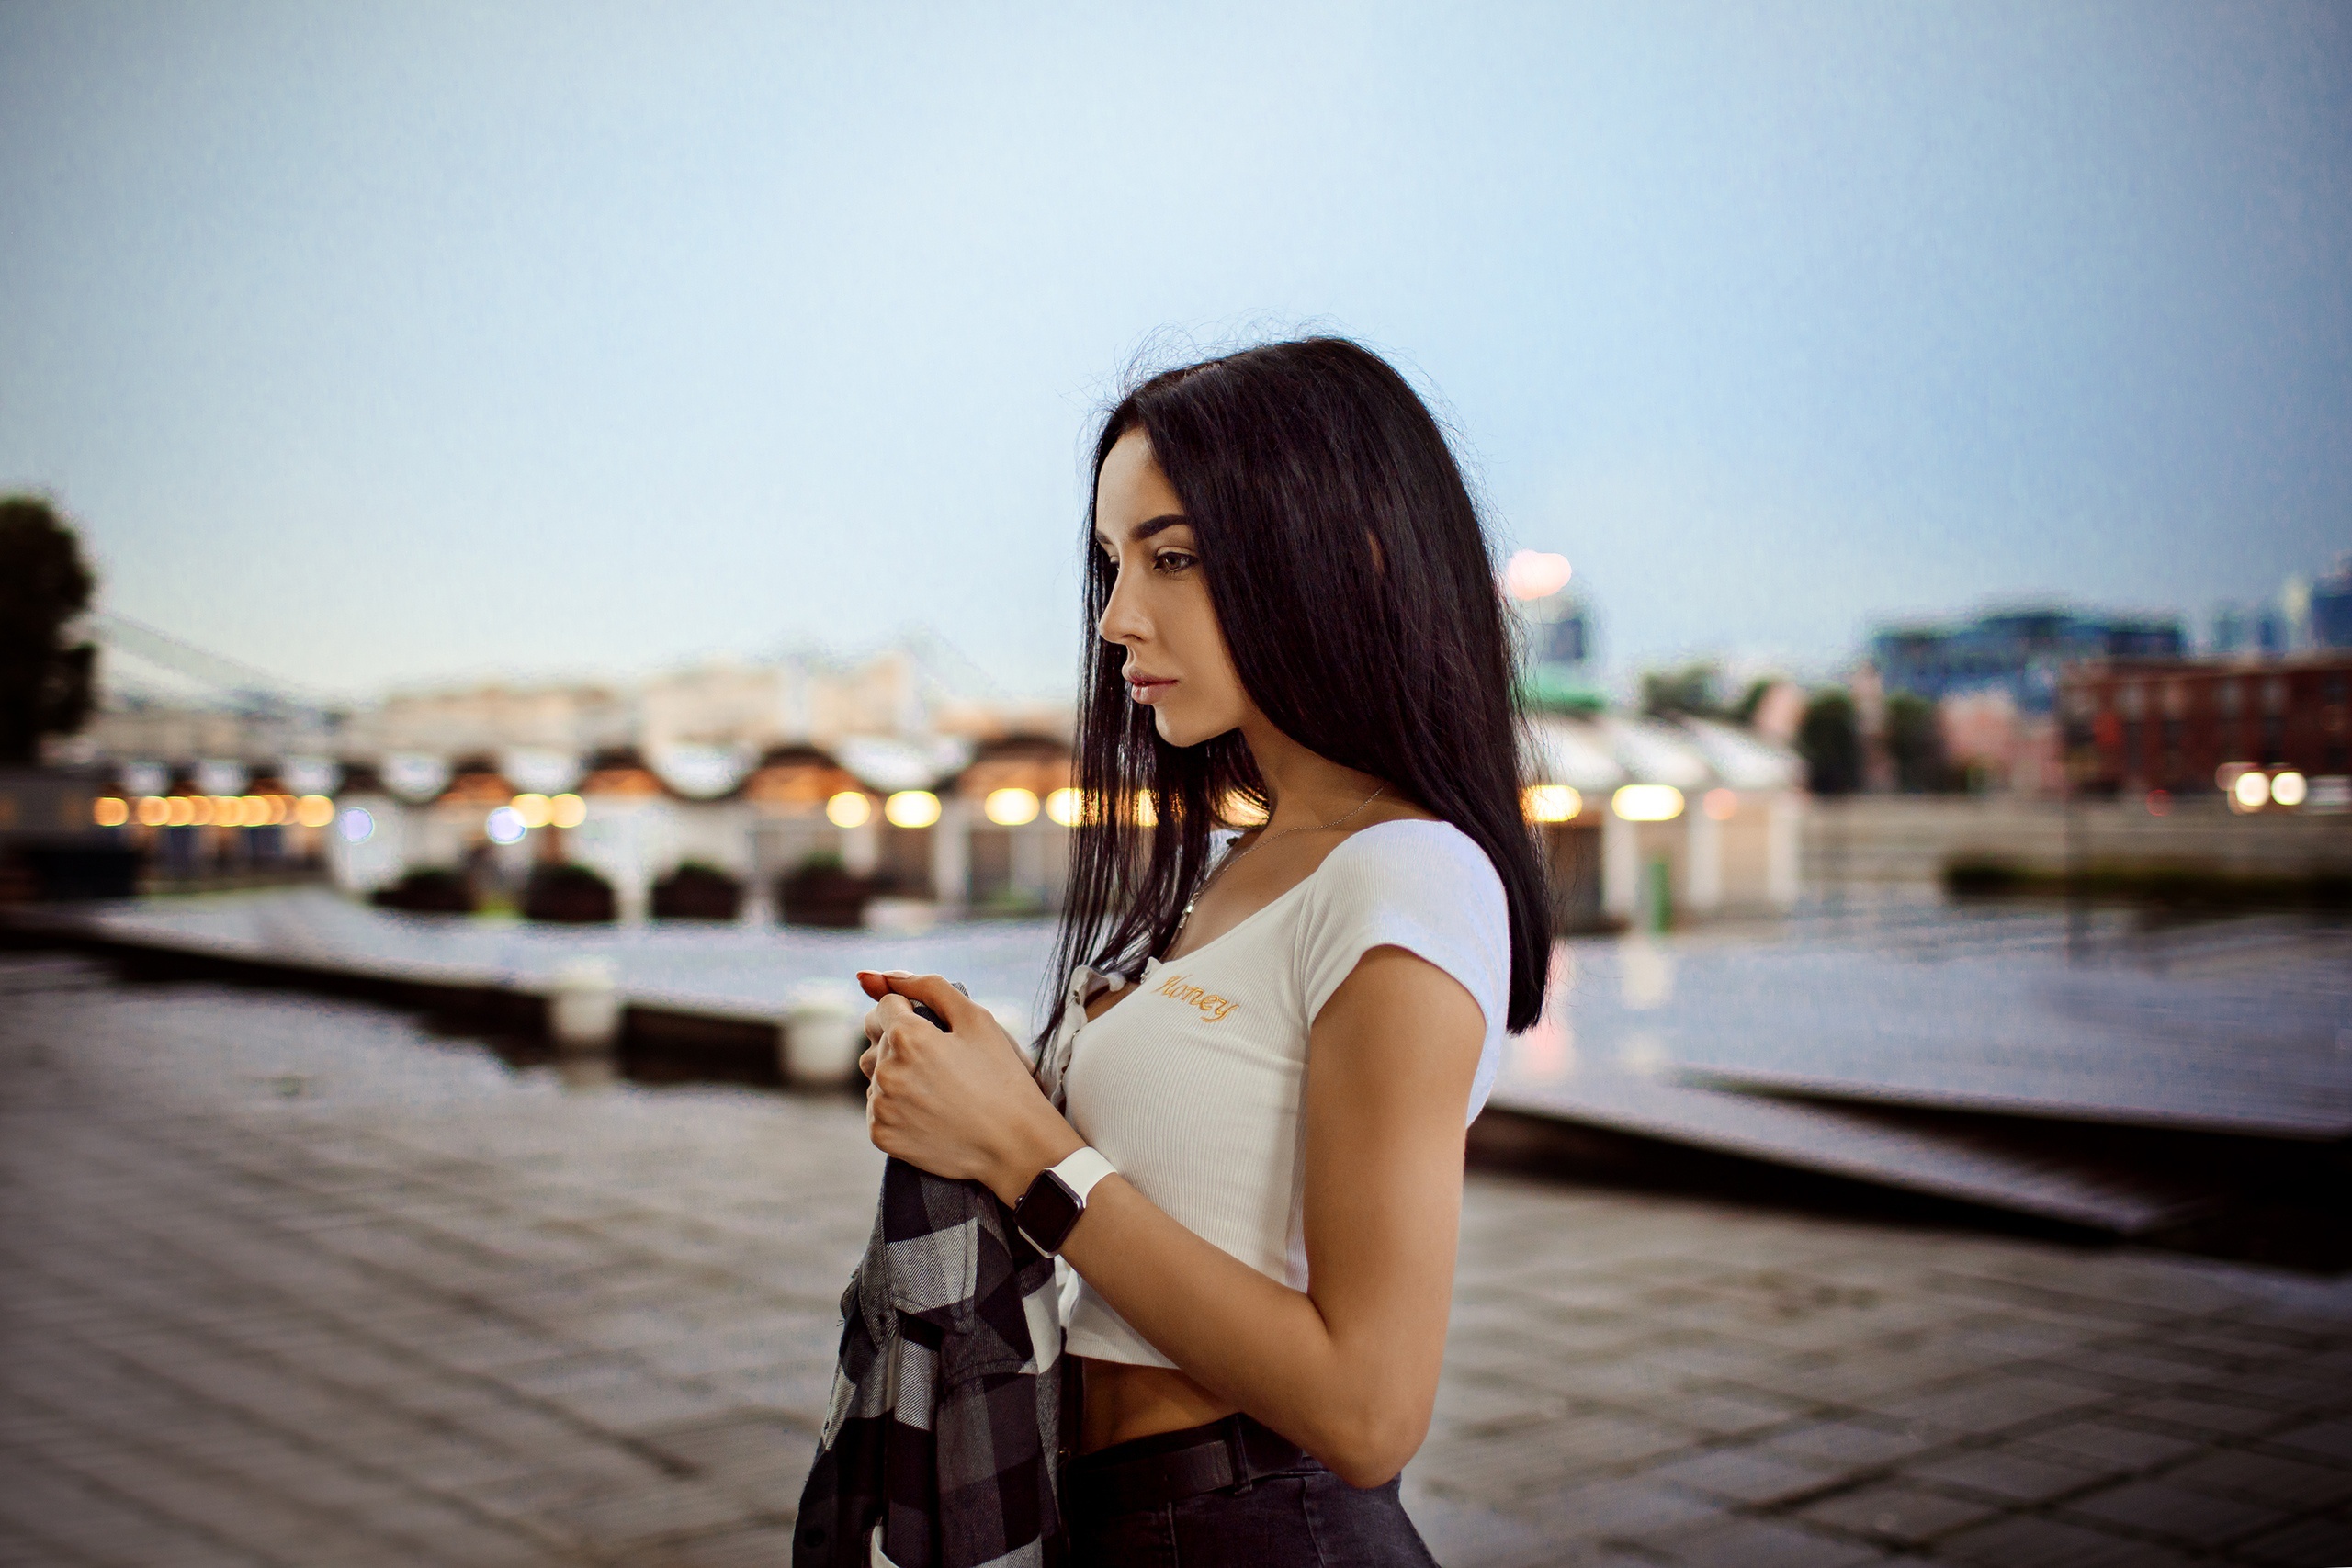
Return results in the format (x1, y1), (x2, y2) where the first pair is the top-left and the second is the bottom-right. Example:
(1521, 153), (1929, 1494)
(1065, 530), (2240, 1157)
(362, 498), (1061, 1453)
(1097, 573), (1148, 645)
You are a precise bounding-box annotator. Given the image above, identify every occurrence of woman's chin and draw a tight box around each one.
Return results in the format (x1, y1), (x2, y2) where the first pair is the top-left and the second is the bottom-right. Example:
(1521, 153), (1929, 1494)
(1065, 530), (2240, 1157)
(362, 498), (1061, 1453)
(1150, 706), (1221, 750)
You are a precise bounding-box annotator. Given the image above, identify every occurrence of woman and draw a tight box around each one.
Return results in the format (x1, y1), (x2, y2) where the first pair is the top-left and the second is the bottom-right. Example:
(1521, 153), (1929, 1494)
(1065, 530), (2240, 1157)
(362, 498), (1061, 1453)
(856, 337), (1552, 1564)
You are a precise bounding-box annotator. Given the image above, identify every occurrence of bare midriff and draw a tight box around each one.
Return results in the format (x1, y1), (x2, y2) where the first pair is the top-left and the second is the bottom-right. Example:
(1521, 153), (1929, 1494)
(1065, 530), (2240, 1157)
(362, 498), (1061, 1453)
(1078, 1359), (1237, 1454)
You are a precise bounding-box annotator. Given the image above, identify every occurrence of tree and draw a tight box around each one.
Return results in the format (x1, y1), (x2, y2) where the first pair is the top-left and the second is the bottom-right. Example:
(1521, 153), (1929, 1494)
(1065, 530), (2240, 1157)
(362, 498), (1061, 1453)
(1797, 690), (1863, 795)
(1884, 692), (1955, 793)
(0, 496), (96, 765)
(1640, 662), (1724, 719)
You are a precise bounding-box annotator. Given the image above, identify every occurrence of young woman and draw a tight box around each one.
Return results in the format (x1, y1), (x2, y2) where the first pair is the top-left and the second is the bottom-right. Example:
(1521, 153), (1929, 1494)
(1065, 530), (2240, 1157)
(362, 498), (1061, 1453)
(856, 337), (1552, 1565)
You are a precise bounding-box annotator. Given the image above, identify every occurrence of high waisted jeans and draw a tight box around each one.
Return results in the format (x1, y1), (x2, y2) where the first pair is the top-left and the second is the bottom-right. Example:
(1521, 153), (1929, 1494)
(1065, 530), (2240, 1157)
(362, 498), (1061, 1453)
(1064, 1427), (1438, 1567)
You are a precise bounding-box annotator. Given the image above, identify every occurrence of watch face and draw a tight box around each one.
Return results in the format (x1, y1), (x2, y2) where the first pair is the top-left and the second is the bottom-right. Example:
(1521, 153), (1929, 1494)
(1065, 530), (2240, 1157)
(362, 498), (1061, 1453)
(1014, 1170), (1082, 1254)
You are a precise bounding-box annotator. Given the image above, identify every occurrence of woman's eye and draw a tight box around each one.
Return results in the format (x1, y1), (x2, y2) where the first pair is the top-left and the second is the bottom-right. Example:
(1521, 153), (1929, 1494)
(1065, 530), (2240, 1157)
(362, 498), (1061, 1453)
(1152, 551), (1198, 574)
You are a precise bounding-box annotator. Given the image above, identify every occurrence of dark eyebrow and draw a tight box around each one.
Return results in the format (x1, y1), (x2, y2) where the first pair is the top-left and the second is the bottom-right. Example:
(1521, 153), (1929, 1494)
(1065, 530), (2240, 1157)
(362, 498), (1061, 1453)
(1092, 513), (1193, 548)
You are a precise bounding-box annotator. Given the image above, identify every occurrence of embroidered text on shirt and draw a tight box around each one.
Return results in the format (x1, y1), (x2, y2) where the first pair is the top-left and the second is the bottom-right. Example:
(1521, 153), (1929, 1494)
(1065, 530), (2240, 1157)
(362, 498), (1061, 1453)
(1153, 971), (1240, 1022)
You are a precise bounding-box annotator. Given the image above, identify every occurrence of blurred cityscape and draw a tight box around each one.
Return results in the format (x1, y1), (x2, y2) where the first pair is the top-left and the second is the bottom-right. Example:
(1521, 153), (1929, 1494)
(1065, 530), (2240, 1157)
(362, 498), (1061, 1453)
(6, 497), (2352, 1567)
(6, 3), (2352, 1561)
(8, 532), (2349, 923)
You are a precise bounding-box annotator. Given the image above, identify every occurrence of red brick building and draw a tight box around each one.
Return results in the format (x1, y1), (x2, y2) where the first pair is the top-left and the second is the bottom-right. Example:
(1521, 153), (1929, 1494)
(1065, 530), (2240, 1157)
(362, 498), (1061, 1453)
(2060, 655), (2352, 795)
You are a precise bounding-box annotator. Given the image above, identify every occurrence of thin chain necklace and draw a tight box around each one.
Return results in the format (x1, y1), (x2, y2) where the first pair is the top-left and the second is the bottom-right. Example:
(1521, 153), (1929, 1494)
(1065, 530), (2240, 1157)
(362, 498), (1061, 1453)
(1178, 784), (1386, 927)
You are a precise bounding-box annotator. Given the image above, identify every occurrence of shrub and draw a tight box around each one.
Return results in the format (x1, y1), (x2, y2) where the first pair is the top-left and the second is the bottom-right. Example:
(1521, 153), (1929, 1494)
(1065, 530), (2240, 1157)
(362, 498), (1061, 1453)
(651, 862), (743, 920)
(372, 867), (477, 914)
(524, 863), (616, 924)
(779, 852), (871, 929)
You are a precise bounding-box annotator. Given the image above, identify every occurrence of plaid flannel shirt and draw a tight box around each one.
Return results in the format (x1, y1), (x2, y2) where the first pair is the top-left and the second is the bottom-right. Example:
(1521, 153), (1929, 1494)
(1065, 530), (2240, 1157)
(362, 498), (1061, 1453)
(793, 967), (1127, 1568)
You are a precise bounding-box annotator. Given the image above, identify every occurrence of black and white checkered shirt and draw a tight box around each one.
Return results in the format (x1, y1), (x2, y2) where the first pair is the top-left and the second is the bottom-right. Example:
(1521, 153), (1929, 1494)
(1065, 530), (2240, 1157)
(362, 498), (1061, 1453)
(793, 1156), (1068, 1568)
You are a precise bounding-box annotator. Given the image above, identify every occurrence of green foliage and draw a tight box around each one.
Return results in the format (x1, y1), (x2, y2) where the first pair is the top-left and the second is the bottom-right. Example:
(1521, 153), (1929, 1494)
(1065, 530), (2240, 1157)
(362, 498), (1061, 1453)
(651, 861), (743, 920)
(1797, 691), (1863, 795)
(0, 495), (97, 764)
(1945, 856), (2352, 909)
(1639, 662), (1724, 719)
(525, 862), (616, 923)
(1884, 692), (1961, 793)
(371, 867), (477, 914)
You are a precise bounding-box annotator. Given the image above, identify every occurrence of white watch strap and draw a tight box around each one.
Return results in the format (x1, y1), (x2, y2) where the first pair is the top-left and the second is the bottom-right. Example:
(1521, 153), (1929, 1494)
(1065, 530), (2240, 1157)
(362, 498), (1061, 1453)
(1050, 1146), (1117, 1204)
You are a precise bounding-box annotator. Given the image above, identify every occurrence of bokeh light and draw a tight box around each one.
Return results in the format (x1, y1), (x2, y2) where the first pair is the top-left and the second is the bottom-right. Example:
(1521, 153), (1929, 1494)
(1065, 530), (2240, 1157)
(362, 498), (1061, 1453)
(826, 791), (872, 829)
(2271, 771), (2308, 808)
(337, 807), (375, 843)
(1612, 784), (1686, 822)
(1523, 784), (1582, 823)
(2233, 771), (2271, 810)
(93, 796), (130, 827)
(511, 793), (553, 829)
(984, 787), (1039, 826)
(1702, 788), (1738, 821)
(136, 796), (169, 827)
(1217, 791), (1271, 829)
(485, 806), (527, 845)
(1503, 549), (1574, 600)
(295, 795), (336, 828)
(1045, 787), (1084, 828)
(549, 793), (587, 829)
(885, 790), (942, 829)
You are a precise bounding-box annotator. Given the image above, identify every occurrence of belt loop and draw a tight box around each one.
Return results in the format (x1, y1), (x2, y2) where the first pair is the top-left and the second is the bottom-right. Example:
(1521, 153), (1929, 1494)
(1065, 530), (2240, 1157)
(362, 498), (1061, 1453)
(1223, 1414), (1253, 1495)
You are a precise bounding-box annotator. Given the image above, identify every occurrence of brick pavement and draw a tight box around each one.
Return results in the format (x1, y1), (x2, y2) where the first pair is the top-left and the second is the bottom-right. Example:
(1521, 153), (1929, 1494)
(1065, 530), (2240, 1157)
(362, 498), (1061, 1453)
(3, 952), (2350, 1566)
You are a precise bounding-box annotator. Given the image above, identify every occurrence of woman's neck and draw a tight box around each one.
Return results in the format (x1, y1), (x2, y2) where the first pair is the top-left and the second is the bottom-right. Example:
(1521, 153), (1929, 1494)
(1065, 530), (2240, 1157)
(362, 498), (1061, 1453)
(1237, 710), (1394, 831)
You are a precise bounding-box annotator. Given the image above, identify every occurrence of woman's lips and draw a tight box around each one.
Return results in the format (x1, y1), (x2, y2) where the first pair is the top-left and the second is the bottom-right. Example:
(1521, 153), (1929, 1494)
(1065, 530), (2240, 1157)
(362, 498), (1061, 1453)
(1125, 673), (1177, 705)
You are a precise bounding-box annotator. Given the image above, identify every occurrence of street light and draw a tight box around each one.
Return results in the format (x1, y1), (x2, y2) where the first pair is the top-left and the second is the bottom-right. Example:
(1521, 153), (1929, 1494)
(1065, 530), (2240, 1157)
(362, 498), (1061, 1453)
(1522, 784), (1581, 823)
(985, 787), (1040, 826)
(885, 790), (942, 829)
(1611, 784), (1685, 822)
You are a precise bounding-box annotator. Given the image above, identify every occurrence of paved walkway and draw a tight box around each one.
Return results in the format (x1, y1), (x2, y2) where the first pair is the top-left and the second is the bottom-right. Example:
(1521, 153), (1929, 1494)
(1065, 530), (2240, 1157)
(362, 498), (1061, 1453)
(3, 953), (2350, 1567)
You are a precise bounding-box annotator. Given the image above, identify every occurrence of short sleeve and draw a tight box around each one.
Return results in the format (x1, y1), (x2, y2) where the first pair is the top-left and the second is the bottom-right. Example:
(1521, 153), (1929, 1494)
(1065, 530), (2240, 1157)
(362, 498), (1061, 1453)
(1294, 822), (1510, 1119)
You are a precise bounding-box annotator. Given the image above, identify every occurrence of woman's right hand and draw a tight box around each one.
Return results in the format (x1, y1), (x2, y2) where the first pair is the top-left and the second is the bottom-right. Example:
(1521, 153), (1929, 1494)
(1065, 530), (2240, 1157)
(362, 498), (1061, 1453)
(855, 970), (1081, 1201)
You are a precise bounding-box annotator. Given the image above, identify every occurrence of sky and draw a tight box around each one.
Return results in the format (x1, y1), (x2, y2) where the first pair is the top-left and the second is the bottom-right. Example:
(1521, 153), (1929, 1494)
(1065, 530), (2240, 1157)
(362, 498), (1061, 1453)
(3, 0), (2348, 705)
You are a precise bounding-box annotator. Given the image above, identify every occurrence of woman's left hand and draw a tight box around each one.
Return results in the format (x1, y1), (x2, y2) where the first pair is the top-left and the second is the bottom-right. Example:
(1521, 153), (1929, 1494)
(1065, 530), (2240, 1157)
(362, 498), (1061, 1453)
(855, 971), (1082, 1203)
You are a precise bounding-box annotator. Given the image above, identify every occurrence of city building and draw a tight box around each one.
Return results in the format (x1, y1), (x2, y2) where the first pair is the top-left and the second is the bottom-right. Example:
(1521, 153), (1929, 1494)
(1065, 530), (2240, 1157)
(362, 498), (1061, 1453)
(2211, 555), (2352, 657)
(58, 604), (1812, 929)
(2312, 558), (2352, 650)
(1521, 711), (1805, 931)
(2059, 653), (2352, 798)
(1871, 608), (2186, 716)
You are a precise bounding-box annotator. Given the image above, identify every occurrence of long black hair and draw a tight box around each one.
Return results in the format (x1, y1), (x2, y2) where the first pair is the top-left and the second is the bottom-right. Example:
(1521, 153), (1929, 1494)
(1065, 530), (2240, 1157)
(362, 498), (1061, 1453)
(1037, 336), (1553, 1051)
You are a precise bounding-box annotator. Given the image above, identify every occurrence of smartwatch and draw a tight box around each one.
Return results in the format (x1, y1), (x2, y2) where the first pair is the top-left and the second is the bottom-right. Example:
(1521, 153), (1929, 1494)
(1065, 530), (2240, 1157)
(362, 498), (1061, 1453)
(1012, 1147), (1116, 1256)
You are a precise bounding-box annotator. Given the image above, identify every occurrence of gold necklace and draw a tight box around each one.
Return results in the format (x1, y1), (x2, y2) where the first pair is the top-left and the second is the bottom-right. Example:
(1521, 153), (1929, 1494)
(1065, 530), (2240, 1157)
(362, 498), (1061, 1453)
(1178, 784), (1386, 927)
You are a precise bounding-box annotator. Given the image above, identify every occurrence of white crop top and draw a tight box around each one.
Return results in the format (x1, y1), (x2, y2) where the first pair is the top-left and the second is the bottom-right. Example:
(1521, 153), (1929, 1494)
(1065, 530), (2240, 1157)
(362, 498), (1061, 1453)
(1039, 818), (1510, 1369)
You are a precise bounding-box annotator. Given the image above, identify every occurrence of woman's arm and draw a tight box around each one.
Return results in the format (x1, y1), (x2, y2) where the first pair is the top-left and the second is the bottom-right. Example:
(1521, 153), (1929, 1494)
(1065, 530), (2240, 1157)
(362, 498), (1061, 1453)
(857, 948), (1482, 1487)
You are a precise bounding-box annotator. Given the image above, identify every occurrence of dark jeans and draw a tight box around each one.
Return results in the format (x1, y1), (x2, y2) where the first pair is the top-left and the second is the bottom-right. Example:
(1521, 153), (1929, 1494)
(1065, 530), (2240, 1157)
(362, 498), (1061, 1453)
(1065, 1431), (1437, 1567)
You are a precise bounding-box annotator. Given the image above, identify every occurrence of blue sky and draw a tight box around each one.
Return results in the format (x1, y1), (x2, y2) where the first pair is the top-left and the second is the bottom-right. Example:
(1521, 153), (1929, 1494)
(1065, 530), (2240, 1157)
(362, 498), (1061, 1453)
(3, 1), (2346, 701)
